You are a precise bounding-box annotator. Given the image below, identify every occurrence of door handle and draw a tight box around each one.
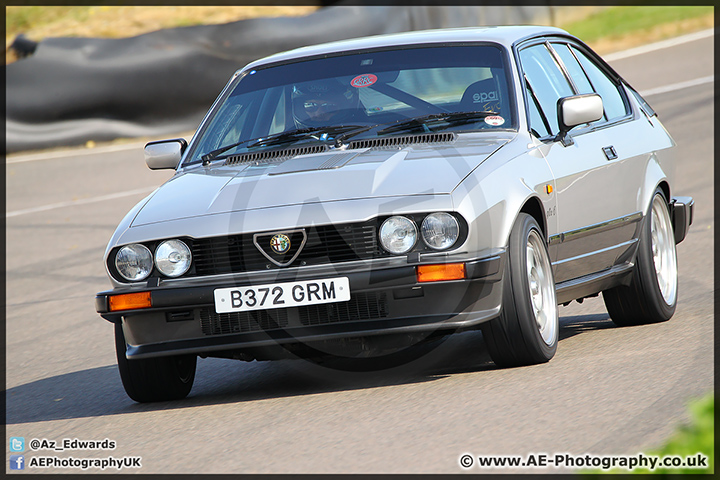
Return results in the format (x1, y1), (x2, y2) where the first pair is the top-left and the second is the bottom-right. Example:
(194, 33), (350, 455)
(603, 145), (618, 160)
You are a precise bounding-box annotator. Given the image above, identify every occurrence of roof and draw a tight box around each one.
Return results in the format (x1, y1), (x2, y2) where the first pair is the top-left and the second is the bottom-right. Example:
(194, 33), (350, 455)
(244, 25), (569, 70)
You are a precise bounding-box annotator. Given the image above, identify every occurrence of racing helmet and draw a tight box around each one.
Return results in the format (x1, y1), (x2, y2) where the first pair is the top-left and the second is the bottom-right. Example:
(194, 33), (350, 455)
(292, 78), (360, 127)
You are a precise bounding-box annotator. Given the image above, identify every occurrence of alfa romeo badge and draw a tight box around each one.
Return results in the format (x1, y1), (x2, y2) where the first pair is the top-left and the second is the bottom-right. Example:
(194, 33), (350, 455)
(270, 234), (291, 254)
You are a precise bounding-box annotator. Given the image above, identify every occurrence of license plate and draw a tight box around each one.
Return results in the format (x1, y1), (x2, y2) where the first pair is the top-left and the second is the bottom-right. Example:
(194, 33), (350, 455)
(214, 277), (350, 314)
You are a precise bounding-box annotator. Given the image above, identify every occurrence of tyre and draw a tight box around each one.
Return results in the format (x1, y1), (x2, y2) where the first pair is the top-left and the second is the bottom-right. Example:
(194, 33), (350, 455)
(481, 213), (558, 367)
(603, 189), (677, 326)
(114, 322), (196, 402)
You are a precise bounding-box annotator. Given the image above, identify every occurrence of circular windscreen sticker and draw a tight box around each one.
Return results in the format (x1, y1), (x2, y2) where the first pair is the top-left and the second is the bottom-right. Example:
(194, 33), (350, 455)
(484, 115), (505, 126)
(351, 74), (378, 88)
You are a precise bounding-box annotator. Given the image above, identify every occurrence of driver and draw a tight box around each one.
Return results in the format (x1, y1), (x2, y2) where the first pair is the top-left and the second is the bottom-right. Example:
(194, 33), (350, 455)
(292, 78), (362, 127)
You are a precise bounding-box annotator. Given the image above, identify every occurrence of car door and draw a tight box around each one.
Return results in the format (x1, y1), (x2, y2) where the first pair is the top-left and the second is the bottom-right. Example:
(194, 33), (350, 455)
(518, 38), (644, 284)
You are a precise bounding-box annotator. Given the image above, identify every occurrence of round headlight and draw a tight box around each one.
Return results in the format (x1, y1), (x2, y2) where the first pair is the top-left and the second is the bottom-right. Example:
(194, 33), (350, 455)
(379, 216), (417, 254)
(155, 240), (192, 278)
(115, 244), (153, 281)
(421, 213), (460, 250)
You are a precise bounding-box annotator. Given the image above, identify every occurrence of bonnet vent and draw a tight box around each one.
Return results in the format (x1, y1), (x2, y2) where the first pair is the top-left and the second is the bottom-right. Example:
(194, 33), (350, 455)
(224, 144), (329, 166)
(347, 132), (456, 150)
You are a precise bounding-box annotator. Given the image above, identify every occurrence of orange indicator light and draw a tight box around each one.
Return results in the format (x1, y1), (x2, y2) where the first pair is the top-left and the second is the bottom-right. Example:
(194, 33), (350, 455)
(109, 291), (152, 311)
(417, 263), (466, 283)
(546, 184), (553, 194)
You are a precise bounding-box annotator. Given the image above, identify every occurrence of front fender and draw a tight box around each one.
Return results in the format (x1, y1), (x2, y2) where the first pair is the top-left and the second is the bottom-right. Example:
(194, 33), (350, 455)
(103, 190), (159, 267)
(452, 140), (556, 256)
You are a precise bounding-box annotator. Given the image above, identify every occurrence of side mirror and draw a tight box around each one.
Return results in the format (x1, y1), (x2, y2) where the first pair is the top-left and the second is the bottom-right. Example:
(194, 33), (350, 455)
(145, 138), (187, 170)
(556, 94), (603, 146)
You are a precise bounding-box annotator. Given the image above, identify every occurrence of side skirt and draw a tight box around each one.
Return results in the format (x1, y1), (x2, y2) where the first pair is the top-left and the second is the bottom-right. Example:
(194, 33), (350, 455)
(555, 262), (634, 305)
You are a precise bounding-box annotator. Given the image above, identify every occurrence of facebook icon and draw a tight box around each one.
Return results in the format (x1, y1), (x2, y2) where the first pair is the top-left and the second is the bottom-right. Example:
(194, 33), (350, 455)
(10, 455), (25, 470)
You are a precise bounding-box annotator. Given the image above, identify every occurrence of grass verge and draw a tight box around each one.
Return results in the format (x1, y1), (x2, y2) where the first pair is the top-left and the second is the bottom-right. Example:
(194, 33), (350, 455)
(559, 5), (713, 54)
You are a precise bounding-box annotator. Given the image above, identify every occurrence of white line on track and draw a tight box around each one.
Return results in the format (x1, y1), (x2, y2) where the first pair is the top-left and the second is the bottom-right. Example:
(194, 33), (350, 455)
(640, 75), (714, 97)
(6, 187), (156, 218)
(5, 141), (151, 165)
(603, 28), (714, 62)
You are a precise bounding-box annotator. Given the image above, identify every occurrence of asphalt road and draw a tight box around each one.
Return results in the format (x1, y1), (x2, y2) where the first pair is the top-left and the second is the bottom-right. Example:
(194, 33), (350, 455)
(5, 32), (713, 474)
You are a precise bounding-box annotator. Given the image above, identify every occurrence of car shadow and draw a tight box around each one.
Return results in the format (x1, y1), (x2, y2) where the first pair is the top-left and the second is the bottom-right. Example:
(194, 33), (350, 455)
(559, 312), (616, 340)
(6, 313), (615, 425)
(5, 361), (454, 426)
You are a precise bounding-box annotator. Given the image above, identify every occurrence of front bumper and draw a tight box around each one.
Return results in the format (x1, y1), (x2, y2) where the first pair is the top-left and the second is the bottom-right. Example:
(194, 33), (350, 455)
(97, 255), (505, 359)
(670, 196), (694, 244)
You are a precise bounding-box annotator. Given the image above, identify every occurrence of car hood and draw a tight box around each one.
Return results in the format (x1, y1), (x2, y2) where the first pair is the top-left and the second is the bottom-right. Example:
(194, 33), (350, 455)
(131, 134), (512, 227)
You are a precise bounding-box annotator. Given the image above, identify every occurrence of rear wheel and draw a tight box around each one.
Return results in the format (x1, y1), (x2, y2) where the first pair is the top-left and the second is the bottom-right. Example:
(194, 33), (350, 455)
(603, 189), (677, 326)
(115, 322), (196, 402)
(482, 213), (558, 367)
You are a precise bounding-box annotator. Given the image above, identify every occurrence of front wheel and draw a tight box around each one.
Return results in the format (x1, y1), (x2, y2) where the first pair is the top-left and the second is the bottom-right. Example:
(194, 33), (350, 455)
(115, 322), (196, 403)
(603, 189), (678, 326)
(481, 213), (558, 367)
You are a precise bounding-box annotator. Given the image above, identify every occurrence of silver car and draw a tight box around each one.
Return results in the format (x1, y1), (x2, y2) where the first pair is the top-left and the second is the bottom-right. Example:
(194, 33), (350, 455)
(95, 26), (694, 402)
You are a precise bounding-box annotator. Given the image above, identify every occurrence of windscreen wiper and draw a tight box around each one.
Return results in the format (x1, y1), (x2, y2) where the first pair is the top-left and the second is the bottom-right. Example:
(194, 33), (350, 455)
(200, 122), (412, 166)
(332, 124), (384, 147)
(200, 126), (360, 165)
(331, 119), (437, 146)
(201, 138), (256, 165)
(246, 125), (368, 149)
(376, 111), (496, 135)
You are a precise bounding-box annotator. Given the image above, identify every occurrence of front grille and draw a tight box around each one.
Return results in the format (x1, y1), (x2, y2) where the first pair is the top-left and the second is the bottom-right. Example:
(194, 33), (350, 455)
(199, 291), (389, 336)
(301, 224), (379, 264)
(298, 292), (388, 326)
(193, 222), (381, 276)
(200, 308), (289, 336)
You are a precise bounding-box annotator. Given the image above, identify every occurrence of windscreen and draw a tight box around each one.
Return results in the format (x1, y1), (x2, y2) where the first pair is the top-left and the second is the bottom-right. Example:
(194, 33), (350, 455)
(185, 44), (515, 165)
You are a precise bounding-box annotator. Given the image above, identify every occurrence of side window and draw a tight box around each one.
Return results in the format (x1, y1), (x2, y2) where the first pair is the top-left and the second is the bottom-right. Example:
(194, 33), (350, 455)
(519, 44), (574, 135)
(627, 83), (656, 117)
(570, 45), (628, 121)
(550, 43), (594, 95)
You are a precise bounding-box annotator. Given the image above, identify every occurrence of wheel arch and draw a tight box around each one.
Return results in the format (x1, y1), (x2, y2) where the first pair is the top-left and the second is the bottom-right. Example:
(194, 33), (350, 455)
(640, 153), (671, 213)
(657, 180), (671, 204)
(519, 195), (547, 240)
(494, 193), (548, 254)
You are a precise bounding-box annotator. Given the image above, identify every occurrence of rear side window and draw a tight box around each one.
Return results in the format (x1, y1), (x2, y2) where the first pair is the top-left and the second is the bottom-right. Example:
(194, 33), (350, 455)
(519, 43), (574, 135)
(626, 83), (657, 117)
(550, 43), (594, 96)
(570, 45), (628, 121)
